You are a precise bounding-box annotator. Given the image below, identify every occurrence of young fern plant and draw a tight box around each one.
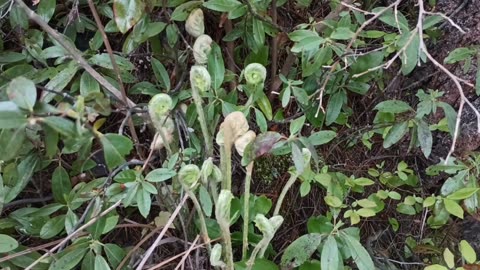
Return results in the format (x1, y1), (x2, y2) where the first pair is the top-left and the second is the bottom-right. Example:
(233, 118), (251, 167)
(148, 93), (174, 154)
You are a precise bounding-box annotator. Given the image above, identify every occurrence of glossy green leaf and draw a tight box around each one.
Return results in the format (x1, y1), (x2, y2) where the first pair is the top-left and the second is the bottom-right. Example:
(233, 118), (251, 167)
(114, 0), (145, 33)
(308, 130), (336, 146)
(49, 246), (88, 270)
(40, 215), (65, 239)
(7, 76), (37, 111)
(100, 133), (134, 170)
(0, 234), (19, 252)
(137, 187), (151, 218)
(37, 0), (56, 23)
(460, 240), (477, 263)
(321, 235), (339, 270)
(383, 121), (409, 148)
(340, 232), (374, 270)
(145, 168), (176, 182)
(280, 233), (323, 268)
(51, 166), (72, 204)
(443, 198), (463, 218)
(104, 244), (125, 269)
(203, 0), (242, 12)
(447, 188), (480, 200)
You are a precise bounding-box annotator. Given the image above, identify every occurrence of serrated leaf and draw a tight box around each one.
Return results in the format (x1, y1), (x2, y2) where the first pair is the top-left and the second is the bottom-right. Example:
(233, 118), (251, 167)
(114, 0), (145, 33)
(7, 76), (37, 111)
(280, 233), (323, 268)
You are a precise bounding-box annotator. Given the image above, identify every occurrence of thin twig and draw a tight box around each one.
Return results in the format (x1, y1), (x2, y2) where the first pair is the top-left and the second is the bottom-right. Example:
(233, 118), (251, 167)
(135, 195), (189, 270)
(173, 235), (200, 270)
(12, 0), (136, 108)
(25, 200), (122, 270)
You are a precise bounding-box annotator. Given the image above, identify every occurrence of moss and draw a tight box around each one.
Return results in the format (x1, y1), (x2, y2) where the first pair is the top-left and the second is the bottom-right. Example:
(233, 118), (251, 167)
(253, 154), (292, 184)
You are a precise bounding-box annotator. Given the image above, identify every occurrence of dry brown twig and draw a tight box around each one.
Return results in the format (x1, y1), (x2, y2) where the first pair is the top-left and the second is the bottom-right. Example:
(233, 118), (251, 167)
(173, 235), (200, 270)
(135, 195), (189, 270)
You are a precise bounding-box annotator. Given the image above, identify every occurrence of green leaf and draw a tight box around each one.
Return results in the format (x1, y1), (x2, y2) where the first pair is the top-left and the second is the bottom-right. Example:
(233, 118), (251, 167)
(145, 168), (176, 182)
(40, 215), (66, 239)
(203, 0), (242, 12)
(104, 244), (125, 269)
(400, 32), (420, 75)
(0, 128), (26, 162)
(326, 91), (344, 126)
(325, 195), (343, 208)
(447, 188), (480, 200)
(374, 100), (412, 113)
(308, 131), (336, 146)
(94, 255), (111, 270)
(280, 233), (323, 268)
(80, 71), (101, 100)
(137, 187), (151, 218)
(281, 86), (291, 107)
(417, 119), (432, 158)
(41, 116), (76, 137)
(396, 203), (416, 215)
(207, 43), (225, 90)
(252, 19), (265, 47)
(330, 27), (355, 40)
(89, 53), (135, 71)
(356, 208), (376, 217)
(7, 76), (37, 111)
(235, 259), (279, 270)
(171, 1), (203, 21)
(346, 81), (370, 95)
(443, 198), (464, 218)
(321, 235), (340, 270)
(37, 0), (56, 23)
(340, 232), (374, 270)
(0, 52), (26, 64)
(113, 0), (145, 33)
(290, 116), (306, 136)
(44, 62), (79, 102)
(151, 57), (171, 90)
(5, 154), (39, 203)
(424, 265), (448, 270)
(383, 121), (409, 148)
(444, 47), (476, 64)
(256, 91), (273, 120)
(49, 246), (88, 270)
(255, 108), (267, 133)
(199, 185), (213, 217)
(291, 143), (305, 174)
(372, 7), (409, 31)
(100, 134), (134, 170)
(0, 234), (19, 252)
(443, 248), (454, 268)
(353, 177), (374, 186)
(51, 166), (72, 204)
(438, 102), (457, 137)
(459, 240), (477, 263)
(300, 181), (311, 197)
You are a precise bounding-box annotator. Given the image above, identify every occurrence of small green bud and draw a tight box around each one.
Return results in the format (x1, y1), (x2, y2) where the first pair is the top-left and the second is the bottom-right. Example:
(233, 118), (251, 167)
(178, 164), (200, 189)
(149, 94), (173, 131)
(201, 158), (214, 185)
(193, 34), (212, 64)
(190, 65), (211, 94)
(185, 8), (204, 38)
(244, 63), (267, 85)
